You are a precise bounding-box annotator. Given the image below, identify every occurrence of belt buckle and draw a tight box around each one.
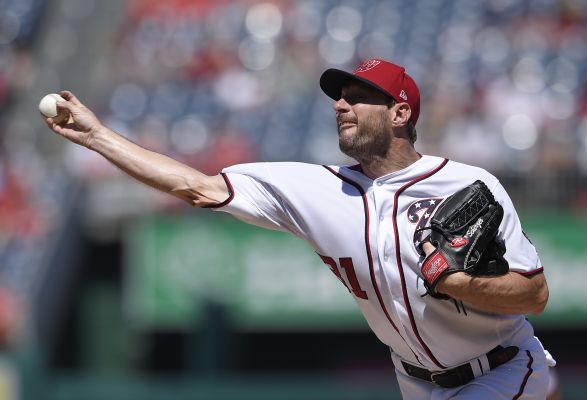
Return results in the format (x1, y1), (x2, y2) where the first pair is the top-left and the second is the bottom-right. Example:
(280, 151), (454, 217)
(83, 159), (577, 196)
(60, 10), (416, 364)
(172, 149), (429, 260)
(430, 371), (444, 385)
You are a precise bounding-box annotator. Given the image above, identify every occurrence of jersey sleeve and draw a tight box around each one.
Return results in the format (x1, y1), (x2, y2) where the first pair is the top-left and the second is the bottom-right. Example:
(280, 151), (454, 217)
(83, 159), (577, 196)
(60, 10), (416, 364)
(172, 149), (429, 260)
(207, 163), (304, 236)
(490, 180), (543, 275)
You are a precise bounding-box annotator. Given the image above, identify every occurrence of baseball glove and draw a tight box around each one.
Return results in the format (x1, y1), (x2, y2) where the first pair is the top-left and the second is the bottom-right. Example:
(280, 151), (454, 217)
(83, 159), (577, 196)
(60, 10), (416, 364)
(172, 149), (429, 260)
(419, 180), (509, 298)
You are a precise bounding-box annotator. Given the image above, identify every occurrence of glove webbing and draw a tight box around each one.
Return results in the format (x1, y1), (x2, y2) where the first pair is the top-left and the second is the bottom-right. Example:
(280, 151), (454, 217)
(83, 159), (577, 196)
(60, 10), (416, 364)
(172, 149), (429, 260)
(441, 191), (492, 232)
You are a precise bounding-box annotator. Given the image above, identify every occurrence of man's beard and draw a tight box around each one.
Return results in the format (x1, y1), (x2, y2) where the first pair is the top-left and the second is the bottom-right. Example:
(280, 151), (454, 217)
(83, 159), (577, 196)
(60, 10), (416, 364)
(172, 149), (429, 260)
(338, 110), (392, 163)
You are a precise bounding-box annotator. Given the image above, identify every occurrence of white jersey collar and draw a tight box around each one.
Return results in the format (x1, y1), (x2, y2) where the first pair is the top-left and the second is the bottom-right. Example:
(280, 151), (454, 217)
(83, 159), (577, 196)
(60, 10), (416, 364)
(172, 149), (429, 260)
(338, 155), (446, 184)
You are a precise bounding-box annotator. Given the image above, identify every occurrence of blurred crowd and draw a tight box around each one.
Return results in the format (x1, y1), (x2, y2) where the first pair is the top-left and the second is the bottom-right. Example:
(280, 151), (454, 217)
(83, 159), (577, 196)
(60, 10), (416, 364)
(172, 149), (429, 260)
(1, 0), (587, 344)
(0, 0), (46, 346)
(87, 0), (587, 203)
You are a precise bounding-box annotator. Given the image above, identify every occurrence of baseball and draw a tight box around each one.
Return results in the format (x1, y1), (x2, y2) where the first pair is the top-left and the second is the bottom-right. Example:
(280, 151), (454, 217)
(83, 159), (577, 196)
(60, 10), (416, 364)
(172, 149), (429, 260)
(39, 93), (70, 124)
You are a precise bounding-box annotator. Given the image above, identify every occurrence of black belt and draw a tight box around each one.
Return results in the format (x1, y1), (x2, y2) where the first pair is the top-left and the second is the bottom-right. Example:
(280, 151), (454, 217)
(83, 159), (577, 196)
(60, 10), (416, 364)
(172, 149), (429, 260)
(401, 346), (519, 388)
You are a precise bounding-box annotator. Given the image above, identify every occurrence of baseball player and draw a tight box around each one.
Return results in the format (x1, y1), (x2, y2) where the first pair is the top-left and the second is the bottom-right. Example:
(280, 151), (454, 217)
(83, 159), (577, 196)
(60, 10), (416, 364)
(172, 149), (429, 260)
(44, 59), (555, 399)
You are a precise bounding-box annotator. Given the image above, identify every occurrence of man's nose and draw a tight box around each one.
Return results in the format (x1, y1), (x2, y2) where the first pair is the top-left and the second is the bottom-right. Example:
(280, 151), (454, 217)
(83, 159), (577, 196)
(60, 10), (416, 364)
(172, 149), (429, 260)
(333, 97), (350, 113)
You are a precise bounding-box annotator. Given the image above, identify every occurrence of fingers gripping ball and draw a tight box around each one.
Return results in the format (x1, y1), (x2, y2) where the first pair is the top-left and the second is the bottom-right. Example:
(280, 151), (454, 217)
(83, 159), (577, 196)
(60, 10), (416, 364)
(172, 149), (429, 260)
(420, 180), (509, 298)
(39, 93), (70, 124)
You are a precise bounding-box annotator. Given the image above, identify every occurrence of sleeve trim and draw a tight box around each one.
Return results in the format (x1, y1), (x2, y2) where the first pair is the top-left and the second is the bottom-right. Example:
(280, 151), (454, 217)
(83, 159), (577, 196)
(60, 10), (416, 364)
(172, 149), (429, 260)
(515, 267), (544, 277)
(202, 172), (234, 209)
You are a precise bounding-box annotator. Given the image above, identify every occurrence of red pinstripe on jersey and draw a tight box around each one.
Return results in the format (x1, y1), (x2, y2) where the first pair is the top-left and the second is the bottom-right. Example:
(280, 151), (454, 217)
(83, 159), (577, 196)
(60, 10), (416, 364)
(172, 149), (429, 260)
(513, 350), (534, 399)
(391, 158), (449, 369)
(323, 165), (424, 366)
(323, 166), (399, 331)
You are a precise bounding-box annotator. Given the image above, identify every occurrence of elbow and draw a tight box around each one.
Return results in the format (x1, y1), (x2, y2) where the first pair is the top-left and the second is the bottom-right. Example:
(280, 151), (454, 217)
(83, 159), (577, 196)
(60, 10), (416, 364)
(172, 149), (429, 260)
(168, 188), (201, 207)
(169, 175), (220, 208)
(172, 190), (212, 208)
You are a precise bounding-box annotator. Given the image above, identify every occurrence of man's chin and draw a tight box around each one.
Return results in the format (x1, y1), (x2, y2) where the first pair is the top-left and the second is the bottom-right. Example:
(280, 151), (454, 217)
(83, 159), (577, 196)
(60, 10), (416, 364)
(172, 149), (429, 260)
(339, 141), (361, 161)
(338, 126), (357, 142)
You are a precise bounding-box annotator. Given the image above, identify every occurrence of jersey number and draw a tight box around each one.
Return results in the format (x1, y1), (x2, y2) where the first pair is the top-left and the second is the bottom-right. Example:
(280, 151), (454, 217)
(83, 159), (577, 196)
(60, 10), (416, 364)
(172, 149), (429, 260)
(319, 256), (368, 299)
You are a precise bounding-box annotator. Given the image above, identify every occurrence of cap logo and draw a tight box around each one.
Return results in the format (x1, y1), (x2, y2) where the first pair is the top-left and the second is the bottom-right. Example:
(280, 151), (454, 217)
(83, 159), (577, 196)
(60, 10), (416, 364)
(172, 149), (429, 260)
(399, 90), (408, 100)
(354, 59), (381, 73)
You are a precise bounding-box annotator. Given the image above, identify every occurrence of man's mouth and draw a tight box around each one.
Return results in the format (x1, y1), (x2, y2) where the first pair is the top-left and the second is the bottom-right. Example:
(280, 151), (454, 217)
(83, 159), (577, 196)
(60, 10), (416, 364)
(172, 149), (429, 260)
(338, 120), (357, 129)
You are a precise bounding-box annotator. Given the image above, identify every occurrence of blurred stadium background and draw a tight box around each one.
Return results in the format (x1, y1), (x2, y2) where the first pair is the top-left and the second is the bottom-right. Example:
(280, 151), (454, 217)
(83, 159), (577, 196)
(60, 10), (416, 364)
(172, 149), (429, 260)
(0, 0), (587, 398)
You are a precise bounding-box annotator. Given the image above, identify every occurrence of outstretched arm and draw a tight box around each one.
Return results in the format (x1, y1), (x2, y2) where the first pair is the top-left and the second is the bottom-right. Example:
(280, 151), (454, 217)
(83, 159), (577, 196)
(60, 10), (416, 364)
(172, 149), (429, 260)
(44, 91), (229, 207)
(422, 243), (549, 315)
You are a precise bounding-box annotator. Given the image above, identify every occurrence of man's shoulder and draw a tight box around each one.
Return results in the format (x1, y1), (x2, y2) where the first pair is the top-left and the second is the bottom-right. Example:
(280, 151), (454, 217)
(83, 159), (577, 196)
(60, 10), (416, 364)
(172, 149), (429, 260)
(443, 158), (499, 183)
(222, 162), (336, 184)
(224, 161), (323, 173)
(411, 156), (501, 197)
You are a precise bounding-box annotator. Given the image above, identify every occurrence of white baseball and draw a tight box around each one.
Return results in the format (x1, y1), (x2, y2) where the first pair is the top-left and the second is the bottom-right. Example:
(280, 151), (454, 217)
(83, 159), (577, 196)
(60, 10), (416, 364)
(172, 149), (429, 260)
(39, 93), (70, 124)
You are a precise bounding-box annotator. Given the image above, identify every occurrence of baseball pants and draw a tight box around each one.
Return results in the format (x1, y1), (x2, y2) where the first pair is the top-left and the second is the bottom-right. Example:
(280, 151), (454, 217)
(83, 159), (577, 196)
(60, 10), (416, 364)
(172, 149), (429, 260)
(394, 339), (553, 399)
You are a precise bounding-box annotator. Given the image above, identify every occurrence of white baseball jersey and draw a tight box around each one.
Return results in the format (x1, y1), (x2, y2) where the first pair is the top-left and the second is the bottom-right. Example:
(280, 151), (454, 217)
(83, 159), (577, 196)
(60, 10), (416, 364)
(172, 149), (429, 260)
(211, 155), (545, 370)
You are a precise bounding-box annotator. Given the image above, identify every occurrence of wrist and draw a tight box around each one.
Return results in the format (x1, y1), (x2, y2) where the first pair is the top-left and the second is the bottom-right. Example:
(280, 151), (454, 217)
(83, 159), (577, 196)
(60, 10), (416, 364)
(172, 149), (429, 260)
(436, 272), (470, 297)
(86, 125), (110, 151)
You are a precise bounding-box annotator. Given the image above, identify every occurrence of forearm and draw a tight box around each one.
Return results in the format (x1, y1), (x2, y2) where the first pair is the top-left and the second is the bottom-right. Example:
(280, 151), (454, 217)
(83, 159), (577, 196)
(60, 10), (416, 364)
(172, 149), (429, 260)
(88, 126), (224, 206)
(437, 272), (548, 315)
(44, 91), (227, 206)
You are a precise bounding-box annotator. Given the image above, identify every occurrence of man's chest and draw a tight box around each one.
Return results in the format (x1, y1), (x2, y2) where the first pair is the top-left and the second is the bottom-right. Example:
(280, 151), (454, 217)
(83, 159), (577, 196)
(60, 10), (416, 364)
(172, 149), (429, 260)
(308, 183), (449, 300)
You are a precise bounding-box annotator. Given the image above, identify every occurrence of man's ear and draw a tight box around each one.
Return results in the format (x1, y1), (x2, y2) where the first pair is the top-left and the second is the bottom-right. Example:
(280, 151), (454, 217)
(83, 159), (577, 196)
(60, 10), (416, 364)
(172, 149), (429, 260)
(390, 103), (412, 128)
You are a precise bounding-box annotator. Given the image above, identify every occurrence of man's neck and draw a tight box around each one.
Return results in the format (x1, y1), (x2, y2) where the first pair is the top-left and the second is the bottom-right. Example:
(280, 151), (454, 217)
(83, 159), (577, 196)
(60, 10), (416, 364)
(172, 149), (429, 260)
(359, 141), (421, 180)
